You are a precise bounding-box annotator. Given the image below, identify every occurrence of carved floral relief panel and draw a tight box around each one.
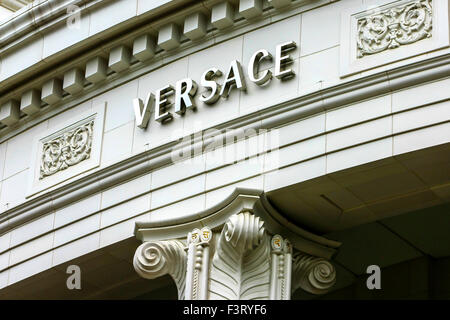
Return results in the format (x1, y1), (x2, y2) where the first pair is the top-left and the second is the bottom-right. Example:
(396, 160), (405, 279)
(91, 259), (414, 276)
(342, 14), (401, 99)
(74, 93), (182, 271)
(357, 0), (433, 58)
(340, 0), (449, 77)
(40, 120), (94, 179)
(28, 103), (105, 197)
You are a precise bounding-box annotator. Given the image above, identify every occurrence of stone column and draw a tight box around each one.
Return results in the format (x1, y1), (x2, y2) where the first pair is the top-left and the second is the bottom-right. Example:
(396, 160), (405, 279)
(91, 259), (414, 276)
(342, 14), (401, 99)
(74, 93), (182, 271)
(133, 211), (337, 300)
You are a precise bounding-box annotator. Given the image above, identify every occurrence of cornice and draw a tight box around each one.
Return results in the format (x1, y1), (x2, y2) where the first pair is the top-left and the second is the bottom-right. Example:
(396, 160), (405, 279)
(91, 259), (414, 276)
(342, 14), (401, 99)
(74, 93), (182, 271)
(0, 51), (449, 236)
(0, 0), (195, 97)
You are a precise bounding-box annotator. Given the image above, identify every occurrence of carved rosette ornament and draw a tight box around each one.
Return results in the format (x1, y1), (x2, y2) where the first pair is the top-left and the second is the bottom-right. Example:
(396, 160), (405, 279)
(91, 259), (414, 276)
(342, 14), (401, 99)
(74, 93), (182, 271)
(133, 210), (338, 300)
(40, 120), (94, 179)
(357, 0), (433, 58)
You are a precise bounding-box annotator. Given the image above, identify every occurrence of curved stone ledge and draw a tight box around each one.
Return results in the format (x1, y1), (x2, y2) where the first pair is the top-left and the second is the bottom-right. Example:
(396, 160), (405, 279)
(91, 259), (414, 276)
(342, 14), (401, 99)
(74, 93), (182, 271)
(134, 187), (341, 258)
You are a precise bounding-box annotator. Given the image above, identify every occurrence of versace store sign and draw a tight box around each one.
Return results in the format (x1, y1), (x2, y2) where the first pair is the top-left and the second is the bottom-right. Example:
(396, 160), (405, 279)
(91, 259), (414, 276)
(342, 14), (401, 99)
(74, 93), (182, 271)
(0, 0), (449, 303)
(133, 41), (297, 128)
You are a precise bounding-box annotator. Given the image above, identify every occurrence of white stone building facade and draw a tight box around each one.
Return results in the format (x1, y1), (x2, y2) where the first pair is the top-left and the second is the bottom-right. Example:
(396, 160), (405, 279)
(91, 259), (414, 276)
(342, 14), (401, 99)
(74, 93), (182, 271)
(0, 0), (449, 299)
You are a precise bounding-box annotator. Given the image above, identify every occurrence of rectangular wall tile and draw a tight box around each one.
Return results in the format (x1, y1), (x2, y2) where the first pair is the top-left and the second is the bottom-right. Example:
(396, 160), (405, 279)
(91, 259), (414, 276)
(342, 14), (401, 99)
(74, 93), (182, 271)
(101, 121), (135, 166)
(187, 38), (242, 128)
(100, 194), (150, 228)
(393, 100), (450, 134)
(100, 213), (149, 248)
(392, 78), (450, 113)
(300, 0), (362, 56)
(0, 251), (10, 271)
(0, 231), (11, 253)
(205, 133), (266, 171)
(0, 170), (29, 211)
(9, 233), (54, 266)
(299, 46), (340, 93)
(0, 142), (6, 181)
(326, 95), (391, 131)
(264, 156), (326, 192)
(54, 194), (102, 228)
(3, 122), (47, 179)
(0, 270), (8, 289)
(327, 138), (393, 174)
(43, 13), (91, 59)
(10, 213), (54, 247)
(242, 14), (301, 66)
(48, 101), (92, 129)
(8, 252), (53, 285)
(240, 59), (300, 116)
(93, 80), (138, 132)
(101, 173), (151, 209)
(133, 58), (188, 153)
(151, 154), (206, 190)
(150, 174), (205, 209)
(277, 113), (325, 147)
(394, 122), (450, 156)
(89, 0), (137, 36)
(149, 194), (205, 224)
(326, 117), (392, 152)
(265, 136), (326, 171)
(205, 158), (264, 190)
(137, 0), (172, 15)
(53, 214), (100, 247)
(52, 233), (100, 266)
(0, 37), (44, 81)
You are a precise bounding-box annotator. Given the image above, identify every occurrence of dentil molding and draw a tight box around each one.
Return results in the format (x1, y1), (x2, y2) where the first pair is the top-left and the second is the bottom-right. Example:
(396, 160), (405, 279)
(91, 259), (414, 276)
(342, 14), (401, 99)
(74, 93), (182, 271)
(340, 0), (449, 76)
(0, 0), (315, 136)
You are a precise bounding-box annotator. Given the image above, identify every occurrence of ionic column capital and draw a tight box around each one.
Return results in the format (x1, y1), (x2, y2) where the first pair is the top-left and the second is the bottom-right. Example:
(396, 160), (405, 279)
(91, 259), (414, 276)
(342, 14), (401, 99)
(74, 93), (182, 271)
(132, 188), (341, 300)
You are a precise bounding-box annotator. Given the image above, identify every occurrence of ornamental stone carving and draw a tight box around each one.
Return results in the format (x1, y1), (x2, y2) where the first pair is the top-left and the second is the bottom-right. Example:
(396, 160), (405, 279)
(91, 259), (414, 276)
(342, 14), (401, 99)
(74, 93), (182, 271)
(133, 212), (337, 300)
(291, 252), (336, 295)
(40, 120), (94, 179)
(357, 0), (433, 58)
(133, 189), (341, 300)
(208, 212), (271, 300)
(133, 240), (187, 300)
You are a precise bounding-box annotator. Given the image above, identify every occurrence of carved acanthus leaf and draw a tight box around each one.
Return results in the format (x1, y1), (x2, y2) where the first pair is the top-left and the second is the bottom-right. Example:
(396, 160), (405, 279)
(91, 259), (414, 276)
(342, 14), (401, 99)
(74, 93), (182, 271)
(133, 240), (187, 299)
(357, 0), (433, 58)
(209, 212), (271, 300)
